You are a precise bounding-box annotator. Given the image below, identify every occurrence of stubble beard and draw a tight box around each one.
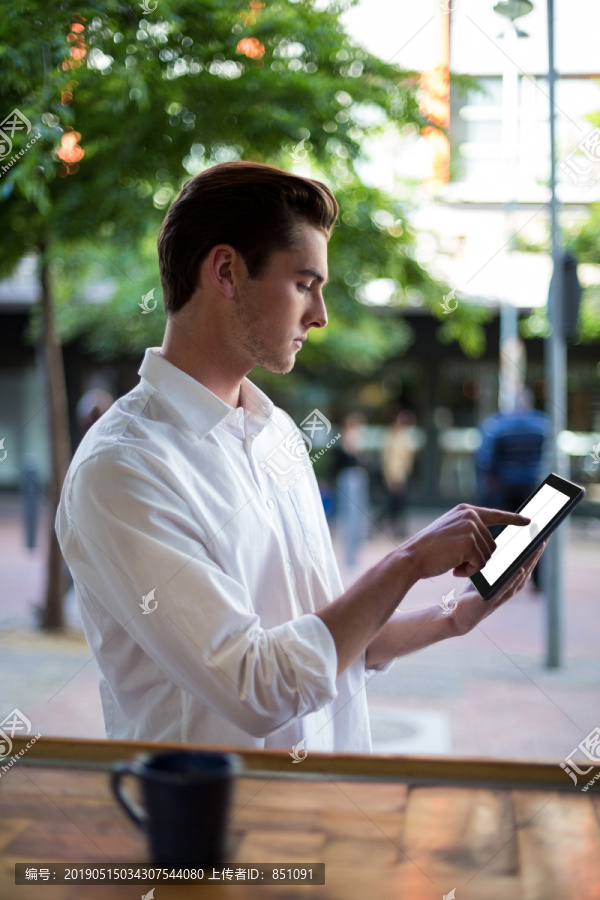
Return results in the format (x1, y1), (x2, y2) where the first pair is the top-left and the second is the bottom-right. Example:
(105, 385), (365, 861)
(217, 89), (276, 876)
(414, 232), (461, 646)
(232, 282), (295, 375)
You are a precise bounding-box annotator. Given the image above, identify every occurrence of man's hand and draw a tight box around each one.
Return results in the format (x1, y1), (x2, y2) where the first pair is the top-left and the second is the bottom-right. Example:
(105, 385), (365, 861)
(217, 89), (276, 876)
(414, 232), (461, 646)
(400, 503), (531, 581)
(449, 540), (547, 636)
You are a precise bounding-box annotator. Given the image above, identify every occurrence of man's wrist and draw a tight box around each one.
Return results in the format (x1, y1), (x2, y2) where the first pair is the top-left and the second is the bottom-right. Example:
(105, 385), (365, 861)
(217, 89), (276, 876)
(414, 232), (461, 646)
(441, 601), (465, 638)
(392, 542), (422, 589)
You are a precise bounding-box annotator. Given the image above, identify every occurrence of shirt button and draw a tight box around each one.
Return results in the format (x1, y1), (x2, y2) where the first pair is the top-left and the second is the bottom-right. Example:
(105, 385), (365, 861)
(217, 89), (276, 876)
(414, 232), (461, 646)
(286, 562), (292, 573)
(266, 499), (275, 509)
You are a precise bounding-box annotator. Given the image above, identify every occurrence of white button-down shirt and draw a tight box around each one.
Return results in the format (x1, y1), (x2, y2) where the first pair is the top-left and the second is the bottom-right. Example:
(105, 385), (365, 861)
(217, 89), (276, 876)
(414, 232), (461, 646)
(56, 348), (392, 752)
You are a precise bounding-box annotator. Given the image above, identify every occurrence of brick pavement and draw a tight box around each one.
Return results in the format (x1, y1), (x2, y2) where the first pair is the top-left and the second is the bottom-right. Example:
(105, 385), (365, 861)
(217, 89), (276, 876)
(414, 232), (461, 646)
(1, 493), (599, 765)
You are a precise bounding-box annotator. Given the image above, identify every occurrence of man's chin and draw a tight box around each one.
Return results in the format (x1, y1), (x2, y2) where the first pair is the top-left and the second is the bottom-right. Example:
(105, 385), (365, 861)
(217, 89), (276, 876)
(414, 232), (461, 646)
(258, 354), (296, 376)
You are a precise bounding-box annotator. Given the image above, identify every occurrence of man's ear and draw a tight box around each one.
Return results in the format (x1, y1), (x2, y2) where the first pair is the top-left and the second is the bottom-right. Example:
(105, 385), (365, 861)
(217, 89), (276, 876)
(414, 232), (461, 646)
(207, 244), (237, 298)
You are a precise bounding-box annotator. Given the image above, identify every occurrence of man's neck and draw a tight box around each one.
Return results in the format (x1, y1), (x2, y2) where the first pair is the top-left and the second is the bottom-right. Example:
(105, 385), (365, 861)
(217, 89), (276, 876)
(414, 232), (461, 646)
(157, 344), (243, 409)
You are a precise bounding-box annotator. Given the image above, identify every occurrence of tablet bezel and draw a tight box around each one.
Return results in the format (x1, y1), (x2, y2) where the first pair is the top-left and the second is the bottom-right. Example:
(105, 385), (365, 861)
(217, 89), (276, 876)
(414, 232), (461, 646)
(469, 472), (585, 601)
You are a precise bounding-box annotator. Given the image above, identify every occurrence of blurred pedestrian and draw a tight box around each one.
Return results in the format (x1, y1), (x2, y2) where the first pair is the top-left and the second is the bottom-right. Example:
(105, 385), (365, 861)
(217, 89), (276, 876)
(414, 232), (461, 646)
(75, 388), (114, 440)
(378, 410), (416, 539)
(475, 387), (552, 588)
(330, 412), (370, 565)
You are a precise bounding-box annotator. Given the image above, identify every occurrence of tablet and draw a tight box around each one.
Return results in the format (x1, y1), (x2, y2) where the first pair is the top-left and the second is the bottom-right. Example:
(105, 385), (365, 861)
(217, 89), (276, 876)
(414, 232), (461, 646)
(470, 473), (585, 601)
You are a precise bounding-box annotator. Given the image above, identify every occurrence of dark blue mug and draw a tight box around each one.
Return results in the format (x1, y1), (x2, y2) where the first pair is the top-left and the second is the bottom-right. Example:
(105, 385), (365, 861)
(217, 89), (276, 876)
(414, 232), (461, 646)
(111, 750), (242, 867)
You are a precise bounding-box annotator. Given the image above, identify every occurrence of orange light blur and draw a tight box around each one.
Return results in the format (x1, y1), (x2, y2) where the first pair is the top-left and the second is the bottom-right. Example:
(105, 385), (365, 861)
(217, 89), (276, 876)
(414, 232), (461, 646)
(419, 6), (451, 190)
(58, 18), (87, 173)
(57, 131), (85, 164)
(70, 41), (87, 60)
(59, 19), (86, 170)
(236, 37), (265, 59)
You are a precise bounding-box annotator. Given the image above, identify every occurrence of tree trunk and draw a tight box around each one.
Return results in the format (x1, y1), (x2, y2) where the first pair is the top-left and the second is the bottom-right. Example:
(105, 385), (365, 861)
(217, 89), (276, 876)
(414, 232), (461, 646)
(39, 242), (71, 630)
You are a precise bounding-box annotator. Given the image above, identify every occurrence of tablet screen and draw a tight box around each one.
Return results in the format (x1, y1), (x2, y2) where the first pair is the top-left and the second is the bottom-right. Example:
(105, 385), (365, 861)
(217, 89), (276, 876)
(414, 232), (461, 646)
(478, 482), (570, 586)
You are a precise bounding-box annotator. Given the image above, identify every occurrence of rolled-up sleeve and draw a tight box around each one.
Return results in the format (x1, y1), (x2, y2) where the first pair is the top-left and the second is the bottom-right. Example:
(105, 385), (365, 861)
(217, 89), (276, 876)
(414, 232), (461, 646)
(364, 654), (396, 676)
(57, 447), (339, 739)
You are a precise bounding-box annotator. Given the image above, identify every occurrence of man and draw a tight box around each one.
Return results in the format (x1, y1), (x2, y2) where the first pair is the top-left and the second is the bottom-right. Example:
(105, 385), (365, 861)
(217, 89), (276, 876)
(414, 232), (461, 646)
(329, 412), (370, 565)
(56, 161), (544, 752)
(378, 409), (417, 539)
(476, 387), (552, 588)
(476, 387), (552, 513)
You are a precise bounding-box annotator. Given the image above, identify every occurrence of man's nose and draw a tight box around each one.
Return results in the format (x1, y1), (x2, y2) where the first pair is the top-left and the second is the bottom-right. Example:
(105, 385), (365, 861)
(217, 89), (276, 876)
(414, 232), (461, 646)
(308, 292), (327, 329)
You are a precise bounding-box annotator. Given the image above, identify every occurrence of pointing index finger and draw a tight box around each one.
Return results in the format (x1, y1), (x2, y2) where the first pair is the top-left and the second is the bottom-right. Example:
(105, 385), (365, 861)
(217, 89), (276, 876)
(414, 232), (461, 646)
(477, 508), (531, 527)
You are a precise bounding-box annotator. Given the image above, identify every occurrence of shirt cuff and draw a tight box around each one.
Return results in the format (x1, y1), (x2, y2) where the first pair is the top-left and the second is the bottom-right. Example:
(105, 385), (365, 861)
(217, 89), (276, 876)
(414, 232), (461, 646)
(270, 613), (339, 717)
(364, 654), (396, 676)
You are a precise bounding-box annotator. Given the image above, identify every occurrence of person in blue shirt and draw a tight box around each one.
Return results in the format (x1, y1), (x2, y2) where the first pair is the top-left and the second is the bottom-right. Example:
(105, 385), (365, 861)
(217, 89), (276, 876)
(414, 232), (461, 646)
(475, 388), (553, 589)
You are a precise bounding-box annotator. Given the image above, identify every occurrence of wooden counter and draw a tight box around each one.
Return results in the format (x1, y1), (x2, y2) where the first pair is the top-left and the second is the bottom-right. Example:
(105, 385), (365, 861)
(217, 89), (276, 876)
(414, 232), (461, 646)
(1, 736), (600, 899)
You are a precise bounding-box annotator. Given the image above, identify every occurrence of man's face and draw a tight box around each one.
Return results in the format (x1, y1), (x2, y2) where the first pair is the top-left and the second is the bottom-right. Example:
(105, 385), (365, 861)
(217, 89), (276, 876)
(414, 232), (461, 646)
(231, 221), (329, 375)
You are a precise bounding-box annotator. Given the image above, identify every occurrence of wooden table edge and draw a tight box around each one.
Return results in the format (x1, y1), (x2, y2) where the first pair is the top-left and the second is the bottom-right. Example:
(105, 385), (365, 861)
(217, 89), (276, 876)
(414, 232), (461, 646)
(8, 736), (598, 792)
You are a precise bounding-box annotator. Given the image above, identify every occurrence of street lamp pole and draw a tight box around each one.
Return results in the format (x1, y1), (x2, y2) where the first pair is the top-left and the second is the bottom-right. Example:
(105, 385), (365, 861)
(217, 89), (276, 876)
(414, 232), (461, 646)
(493, 1), (565, 668)
(544, 0), (567, 667)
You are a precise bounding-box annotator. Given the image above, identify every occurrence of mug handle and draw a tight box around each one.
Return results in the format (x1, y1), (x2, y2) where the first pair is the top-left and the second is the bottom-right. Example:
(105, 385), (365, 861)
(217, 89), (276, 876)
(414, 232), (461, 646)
(110, 762), (149, 829)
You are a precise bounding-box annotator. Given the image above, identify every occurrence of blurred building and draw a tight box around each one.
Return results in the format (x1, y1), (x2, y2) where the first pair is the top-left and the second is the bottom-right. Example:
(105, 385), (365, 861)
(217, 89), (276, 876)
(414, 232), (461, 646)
(334, 0), (600, 508)
(0, 257), (130, 493)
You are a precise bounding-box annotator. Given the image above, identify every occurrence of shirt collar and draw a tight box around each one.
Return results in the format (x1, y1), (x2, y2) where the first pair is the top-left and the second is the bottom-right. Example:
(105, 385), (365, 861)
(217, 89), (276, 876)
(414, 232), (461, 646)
(138, 347), (274, 441)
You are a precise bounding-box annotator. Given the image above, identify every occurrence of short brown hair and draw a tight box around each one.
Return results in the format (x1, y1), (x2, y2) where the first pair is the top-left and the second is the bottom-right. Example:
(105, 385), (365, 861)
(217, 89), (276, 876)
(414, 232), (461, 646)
(157, 160), (339, 315)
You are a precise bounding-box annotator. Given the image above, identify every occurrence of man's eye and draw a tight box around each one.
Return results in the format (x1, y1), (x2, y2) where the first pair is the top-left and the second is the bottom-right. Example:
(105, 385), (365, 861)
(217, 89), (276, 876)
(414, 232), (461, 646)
(297, 283), (311, 293)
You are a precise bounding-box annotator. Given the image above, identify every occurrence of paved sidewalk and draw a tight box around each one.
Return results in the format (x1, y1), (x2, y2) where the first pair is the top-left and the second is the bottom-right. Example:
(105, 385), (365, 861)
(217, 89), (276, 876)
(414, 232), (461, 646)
(1, 494), (599, 765)
(0, 496), (109, 741)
